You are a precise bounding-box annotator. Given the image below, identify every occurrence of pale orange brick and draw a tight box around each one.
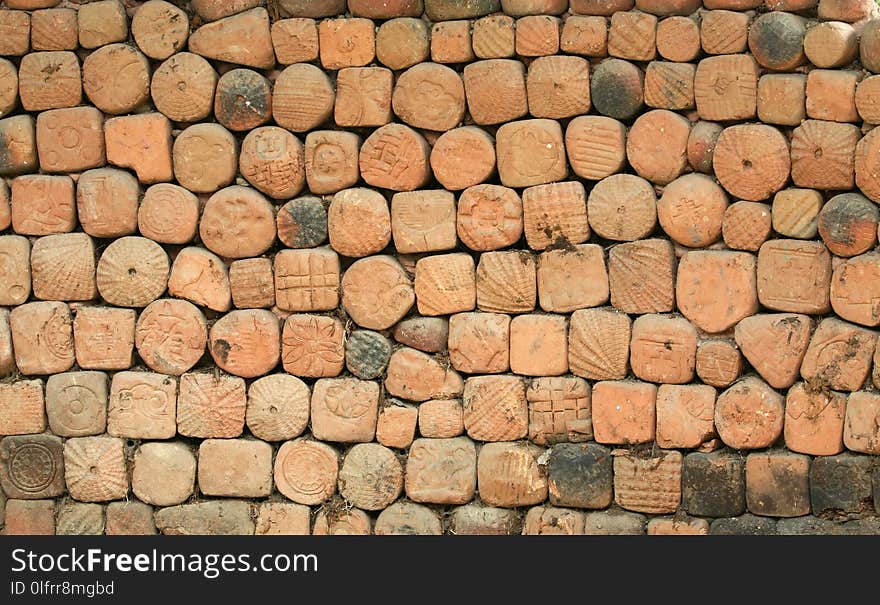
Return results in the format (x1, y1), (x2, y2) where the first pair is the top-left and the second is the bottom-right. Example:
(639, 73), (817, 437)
(527, 55), (591, 120)
(35, 107), (104, 174)
(229, 258), (274, 309)
(771, 188), (822, 240)
(463, 375), (528, 442)
(431, 20), (474, 64)
(656, 15), (700, 62)
(497, 119), (567, 189)
(77, 0), (127, 48)
(527, 376), (592, 445)
(568, 307), (631, 381)
(18, 51), (81, 111)
(457, 185), (523, 252)
(844, 391), (880, 454)
(328, 187), (391, 258)
(0, 10), (30, 56)
(722, 201), (773, 252)
(359, 123), (431, 192)
(515, 15), (560, 57)
(656, 384), (716, 449)
(311, 377), (379, 443)
(806, 69), (859, 123)
(318, 18), (375, 69)
(630, 314), (697, 385)
(376, 18), (429, 70)
(676, 250), (758, 334)
(509, 314), (568, 376)
(108, 371), (177, 439)
(784, 382), (846, 456)
(565, 115), (627, 180)
(385, 347), (463, 402)
(644, 61), (695, 111)
(256, 503), (311, 536)
(477, 442), (547, 508)
(695, 339), (742, 388)
(81, 44), (151, 115)
(209, 309), (280, 378)
(172, 123), (237, 194)
(587, 174), (657, 241)
(418, 399), (464, 439)
(10, 175), (75, 236)
(275, 247), (340, 313)
(734, 313), (812, 389)
(608, 11), (656, 61)
(31, 233), (96, 302)
(198, 439), (272, 498)
(700, 10), (749, 55)
(104, 113), (173, 184)
(312, 508), (372, 535)
(625, 109), (689, 185)
(131, 0), (189, 61)
(693, 54), (758, 121)
(448, 312), (510, 374)
(135, 299), (207, 376)
(647, 517), (709, 535)
(657, 173), (728, 248)
(714, 125), (791, 202)
(10, 302), (73, 375)
(473, 15), (515, 59)
(4, 500), (55, 535)
(800, 317), (876, 392)
(340, 255), (412, 329)
(272, 18), (319, 65)
(338, 443), (403, 511)
(334, 66), (392, 128)
(608, 239), (674, 314)
(31, 8), (78, 52)
(414, 253), (476, 316)
(63, 436), (128, 502)
(168, 247), (231, 313)
(592, 380), (656, 445)
(304, 130), (359, 195)
(613, 449), (681, 514)
(176, 372), (246, 439)
(150, 52), (217, 123)
(715, 377), (784, 450)
(757, 74), (807, 127)
(188, 8), (275, 69)
(281, 314), (344, 378)
(756, 239), (831, 314)
(376, 404), (418, 449)
(246, 374), (310, 442)
(462, 59), (528, 126)
(200, 186), (276, 259)
(391, 190), (457, 253)
(132, 441), (195, 506)
(76, 168), (139, 238)
(0, 380), (45, 436)
(560, 15), (607, 57)
(274, 438), (337, 505)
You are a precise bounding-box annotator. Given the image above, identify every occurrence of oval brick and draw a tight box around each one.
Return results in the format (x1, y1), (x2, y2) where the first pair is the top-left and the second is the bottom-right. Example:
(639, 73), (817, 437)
(393, 62), (464, 132)
(804, 21), (857, 68)
(276, 197), (327, 249)
(200, 186), (276, 259)
(132, 0), (189, 60)
(214, 69), (272, 132)
(172, 123), (238, 193)
(345, 330), (392, 380)
(817, 193), (878, 258)
(96, 237), (169, 308)
(658, 173), (728, 248)
(715, 377), (784, 450)
(328, 188), (391, 258)
(656, 15), (700, 61)
(151, 53), (218, 123)
(430, 127), (496, 191)
(457, 184), (522, 251)
(626, 109), (690, 185)
(393, 317), (449, 353)
(342, 255), (414, 330)
(338, 443), (403, 511)
(132, 442), (195, 506)
(0, 59), (18, 117)
(748, 12), (807, 71)
(713, 124), (790, 201)
(138, 185), (199, 245)
(275, 439), (338, 505)
(82, 44), (151, 115)
(722, 201), (772, 252)
(588, 174), (657, 242)
(209, 309), (280, 378)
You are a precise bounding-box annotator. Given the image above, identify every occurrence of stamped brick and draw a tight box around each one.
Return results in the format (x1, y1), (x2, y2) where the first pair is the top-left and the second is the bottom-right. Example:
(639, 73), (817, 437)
(304, 130), (360, 195)
(414, 253), (476, 316)
(497, 119), (567, 188)
(256, 503), (311, 536)
(198, 438), (272, 498)
(229, 258), (274, 309)
(463, 59), (528, 126)
(473, 15), (514, 59)
(11, 175), (75, 235)
(528, 377), (592, 445)
(784, 382), (846, 456)
(448, 312), (510, 374)
(791, 120), (859, 191)
(515, 15), (560, 57)
(657, 173), (727, 248)
(683, 451), (745, 518)
(588, 174), (657, 242)
(131, 0), (189, 60)
(10, 302), (74, 375)
(246, 374), (309, 442)
(757, 239), (831, 314)
(150, 53), (217, 123)
(800, 317), (876, 392)
(746, 451), (810, 517)
(341, 255), (413, 329)
(19, 51), (81, 111)
(172, 124), (237, 194)
(677, 250), (758, 333)
(0, 381), (45, 437)
(318, 18), (375, 70)
(188, 8), (274, 69)
(526, 56), (591, 120)
(655, 384), (716, 449)
(405, 437), (476, 504)
(608, 239), (675, 314)
(56, 502), (104, 535)
(360, 123), (431, 192)
(391, 190), (456, 254)
(328, 188), (390, 258)
(31, 9), (77, 52)
(565, 116), (626, 181)
(200, 186), (276, 259)
(700, 10), (749, 55)
(0, 235), (31, 305)
(132, 442), (195, 506)
(82, 44), (151, 115)
(722, 201), (772, 252)
(210, 309), (280, 378)
(277, 197), (327, 249)
(176, 372), (246, 439)
(734, 313), (812, 389)
(856, 75), (880, 123)
(757, 74), (807, 126)
(522, 181), (589, 250)
(715, 377), (784, 450)
(418, 399), (464, 439)
(312, 508), (372, 535)
(462, 375), (527, 442)
(272, 18), (319, 64)
(311, 377), (379, 443)
(457, 185), (522, 252)
(338, 443), (403, 510)
(613, 449), (681, 514)
(569, 308), (631, 381)
(334, 67), (392, 128)
(376, 403), (418, 449)
(693, 54), (757, 121)
(477, 442), (547, 508)
(275, 64), (336, 133)
(96, 237), (169, 309)
(63, 436), (128, 502)
(76, 169), (139, 238)
(45, 371), (107, 438)
(844, 391), (880, 454)
(393, 62), (465, 132)
(592, 380), (656, 445)
(629, 314), (697, 385)
(108, 371), (177, 440)
(281, 314), (343, 378)
(168, 247), (231, 313)
(376, 18), (429, 70)
(644, 61), (695, 111)
(275, 247), (340, 313)
(239, 126), (306, 199)
(430, 127), (496, 191)
(805, 21), (857, 69)
(855, 126), (880, 203)
(713, 124), (790, 201)
(0, 434), (63, 499)
(135, 299), (207, 376)
(655, 15), (699, 61)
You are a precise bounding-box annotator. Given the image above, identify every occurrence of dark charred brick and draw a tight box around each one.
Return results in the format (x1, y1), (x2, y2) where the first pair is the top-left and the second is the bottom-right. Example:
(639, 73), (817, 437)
(425, 0), (501, 20)
(775, 516), (880, 535)
(547, 443), (612, 509)
(583, 508), (646, 535)
(590, 58), (644, 121)
(683, 451), (746, 518)
(875, 468), (880, 514)
(0, 435), (65, 500)
(214, 69), (273, 132)
(746, 451), (811, 518)
(817, 193), (879, 258)
(709, 514), (777, 535)
(277, 197), (328, 249)
(345, 330), (393, 380)
(748, 12), (807, 71)
(810, 453), (875, 516)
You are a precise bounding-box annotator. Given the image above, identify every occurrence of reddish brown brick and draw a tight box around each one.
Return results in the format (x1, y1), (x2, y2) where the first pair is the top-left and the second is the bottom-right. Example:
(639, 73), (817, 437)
(188, 8), (275, 69)
(715, 377), (784, 450)
(696, 339), (742, 388)
(630, 314), (697, 385)
(4, 500), (55, 535)
(626, 109), (689, 185)
(431, 19), (474, 64)
(608, 239), (675, 314)
(281, 314), (344, 378)
(209, 309), (280, 378)
(341, 255), (413, 329)
(592, 380), (656, 445)
(198, 439), (272, 498)
(10, 302), (73, 375)
(800, 317), (876, 392)
(537, 245), (607, 313)
(135, 299), (207, 376)
(463, 59), (528, 126)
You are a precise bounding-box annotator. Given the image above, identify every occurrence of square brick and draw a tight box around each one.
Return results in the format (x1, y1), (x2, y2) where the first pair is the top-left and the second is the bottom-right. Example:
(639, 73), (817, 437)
(11, 175), (76, 235)
(810, 453), (874, 515)
(497, 119), (567, 188)
(75, 168), (139, 238)
(256, 503), (311, 535)
(176, 372), (246, 439)
(694, 54), (758, 121)
(784, 382), (846, 456)
(318, 18), (375, 69)
(630, 314), (698, 385)
(476, 251), (537, 314)
(613, 449), (682, 514)
(281, 314), (344, 378)
(106, 501), (157, 535)
(229, 258), (274, 309)
(10, 302), (74, 375)
(527, 376), (592, 445)
(4, 500), (55, 535)
(523, 181), (589, 250)
(19, 51), (81, 111)
(0, 434), (64, 499)
(272, 18), (319, 64)
(806, 69), (860, 123)
(547, 442), (611, 509)
(771, 188), (822, 239)
(418, 399), (464, 438)
(0, 10), (30, 56)
(676, 250), (758, 334)
(473, 15), (515, 58)
(31, 233), (97, 301)
(515, 16), (560, 57)
(31, 8), (78, 51)
(560, 15), (607, 57)
(36, 106), (105, 173)
(77, 0), (128, 48)
(757, 74), (807, 126)
(540, 249), (609, 319)
(405, 437), (476, 505)
(391, 190), (457, 254)
(592, 380), (656, 445)
(0, 235), (31, 305)
(463, 59), (528, 126)
(104, 113), (173, 184)
(304, 130), (360, 195)
(700, 10), (749, 55)
(462, 375), (528, 442)
(683, 451), (746, 518)
(801, 318), (876, 392)
(274, 247), (340, 312)
(509, 314), (568, 376)
(0, 381), (45, 437)
(334, 67), (393, 128)
(430, 20), (474, 64)
(608, 11), (656, 61)
(656, 384), (717, 449)
(198, 439), (272, 498)
(311, 377), (379, 443)
(56, 502), (104, 535)
(131, 442), (195, 507)
(757, 239), (831, 314)
(0, 116), (38, 176)
(644, 61), (695, 111)
(448, 312), (510, 374)
(844, 391), (880, 454)
(73, 306), (134, 371)
(477, 442), (547, 508)
(46, 371), (107, 437)
(376, 404), (418, 449)
(414, 253), (476, 316)
(608, 239), (675, 314)
(527, 55), (591, 120)
(568, 307), (631, 380)
(746, 451), (811, 517)
(63, 436), (128, 502)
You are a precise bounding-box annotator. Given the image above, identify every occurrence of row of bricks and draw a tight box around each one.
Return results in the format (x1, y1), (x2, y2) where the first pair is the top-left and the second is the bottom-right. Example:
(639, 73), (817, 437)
(1, 433), (878, 524)
(2, 355), (880, 453)
(5, 499), (880, 535)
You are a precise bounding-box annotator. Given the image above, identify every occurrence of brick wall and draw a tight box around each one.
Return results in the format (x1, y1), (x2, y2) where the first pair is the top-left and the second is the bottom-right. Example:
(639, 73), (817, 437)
(1, 0), (879, 535)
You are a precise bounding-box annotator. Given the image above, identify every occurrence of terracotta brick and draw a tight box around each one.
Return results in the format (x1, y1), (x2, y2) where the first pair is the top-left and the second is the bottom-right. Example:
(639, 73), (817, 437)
(687, 120), (723, 174)
(608, 11), (656, 61)
(312, 508), (372, 535)
(748, 12), (806, 70)
(457, 185), (523, 252)
(856, 126), (880, 204)
(819, 194), (878, 258)
(856, 76), (880, 123)
(626, 109), (689, 185)
(644, 61), (695, 111)
(677, 250), (758, 333)
(99, 238), (171, 308)
(256, 503), (311, 535)
(515, 15), (560, 57)
(565, 115), (627, 180)
(523, 182), (589, 251)
(77, 0), (127, 49)
(746, 451), (810, 517)
(693, 54), (757, 121)
(376, 18), (428, 70)
(338, 443), (403, 510)
(31, 8), (78, 52)
(630, 314), (697, 385)
(477, 442), (547, 508)
(132, 442), (195, 506)
(831, 252), (880, 327)
(107, 371), (177, 439)
(588, 174), (657, 242)
(272, 18), (319, 64)
(0, 235), (30, 306)
(10, 175), (75, 235)
(648, 517), (709, 535)
(345, 330), (392, 380)
(10, 302), (74, 375)
(201, 187), (276, 259)
(431, 20), (474, 64)
(654, 384), (716, 449)
(656, 15), (699, 61)
(806, 69), (859, 123)
(360, 123), (431, 192)
(462, 59), (528, 125)
(405, 437), (476, 504)
(0, 10), (28, 56)
(229, 258), (274, 309)
(275, 247), (340, 313)
(0, 65), (16, 122)
(715, 377), (784, 450)
(583, 509), (646, 535)
(415, 253), (476, 316)
(509, 314), (567, 376)
(700, 10), (749, 55)
(425, 0), (501, 19)
(172, 124), (237, 194)
(657, 173), (727, 248)
(349, 0), (422, 18)
(198, 439), (272, 498)
(76, 169), (138, 238)
(527, 376), (592, 445)
(19, 51), (81, 111)
(334, 67), (392, 128)
(536, 245), (607, 313)
(4, 500), (55, 535)
(0, 310), (15, 378)
(274, 63), (336, 132)
(59, 504), (105, 535)
(63, 436), (127, 502)
(770, 188), (821, 240)
(592, 380), (656, 445)
(209, 309), (280, 378)
(805, 21), (858, 69)
(783, 382), (846, 456)
(560, 15), (608, 58)
(311, 377), (379, 443)
(792, 120), (860, 193)
(341, 255), (413, 329)
(757, 74), (806, 127)
(613, 449), (682, 514)
(44, 371), (106, 438)
(246, 374), (310, 442)
(608, 239), (675, 314)
(722, 201), (772, 252)
(462, 375), (528, 441)
(844, 391), (880, 454)
(318, 18), (375, 69)
(527, 55), (591, 119)
(734, 313), (811, 389)
(327, 188), (390, 259)
(683, 451), (745, 517)
(131, 0), (189, 60)
(155, 501), (254, 535)
(450, 503), (520, 535)
(389, 190), (457, 254)
(150, 53), (217, 123)
(281, 314), (343, 378)
(375, 501), (442, 535)
(522, 506), (585, 535)
(304, 130), (359, 195)
(376, 404), (418, 449)
(756, 239), (831, 314)
(568, 307), (631, 381)
(800, 317), (875, 392)
(188, 8), (275, 69)
(276, 197), (327, 249)
(497, 119), (567, 188)
(177, 372), (245, 438)
(448, 312), (510, 374)
(192, 0), (261, 20)
(214, 69), (272, 132)
(503, 0), (568, 13)
(81, 44), (151, 115)
(473, 15), (515, 59)
(106, 501), (156, 535)
(418, 399), (464, 438)
(167, 247), (230, 312)
(385, 347), (463, 402)
(0, 381), (45, 436)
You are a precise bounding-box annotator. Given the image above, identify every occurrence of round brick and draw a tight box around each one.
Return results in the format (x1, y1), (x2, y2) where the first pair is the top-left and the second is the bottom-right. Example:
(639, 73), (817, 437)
(239, 127), (305, 199)
(565, 116), (628, 180)
(855, 76), (880, 124)
(338, 443), (404, 511)
(457, 184), (523, 251)
(328, 188), (391, 258)
(375, 502), (442, 535)
(804, 21), (857, 69)
(82, 44), (151, 115)
(345, 330), (393, 380)
(96, 236), (170, 308)
(209, 309), (280, 378)
(277, 197), (328, 249)
(200, 186), (276, 259)
(246, 374), (310, 442)
(131, 0), (189, 60)
(376, 18), (429, 70)
(854, 127), (880, 203)
(273, 63), (335, 132)
(656, 16), (700, 62)
(626, 109), (690, 185)
(275, 439), (339, 505)
(590, 58), (644, 121)
(214, 69), (273, 132)
(715, 377), (784, 450)
(588, 174), (657, 241)
(687, 121), (723, 174)
(430, 127), (496, 191)
(713, 124), (790, 201)
(0, 59), (18, 117)
(526, 55), (592, 119)
(658, 173), (728, 248)
(172, 123), (238, 193)
(151, 53), (218, 122)
(135, 299), (207, 375)
(132, 442), (195, 506)
(392, 63), (465, 132)
(817, 193), (879, 258)
(748, 12), (806, 71)
(342, 255), (415, 330)
(861, 19), (880, 73)
(360, 124), (431, 191)
(138, 184), (200, 245)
